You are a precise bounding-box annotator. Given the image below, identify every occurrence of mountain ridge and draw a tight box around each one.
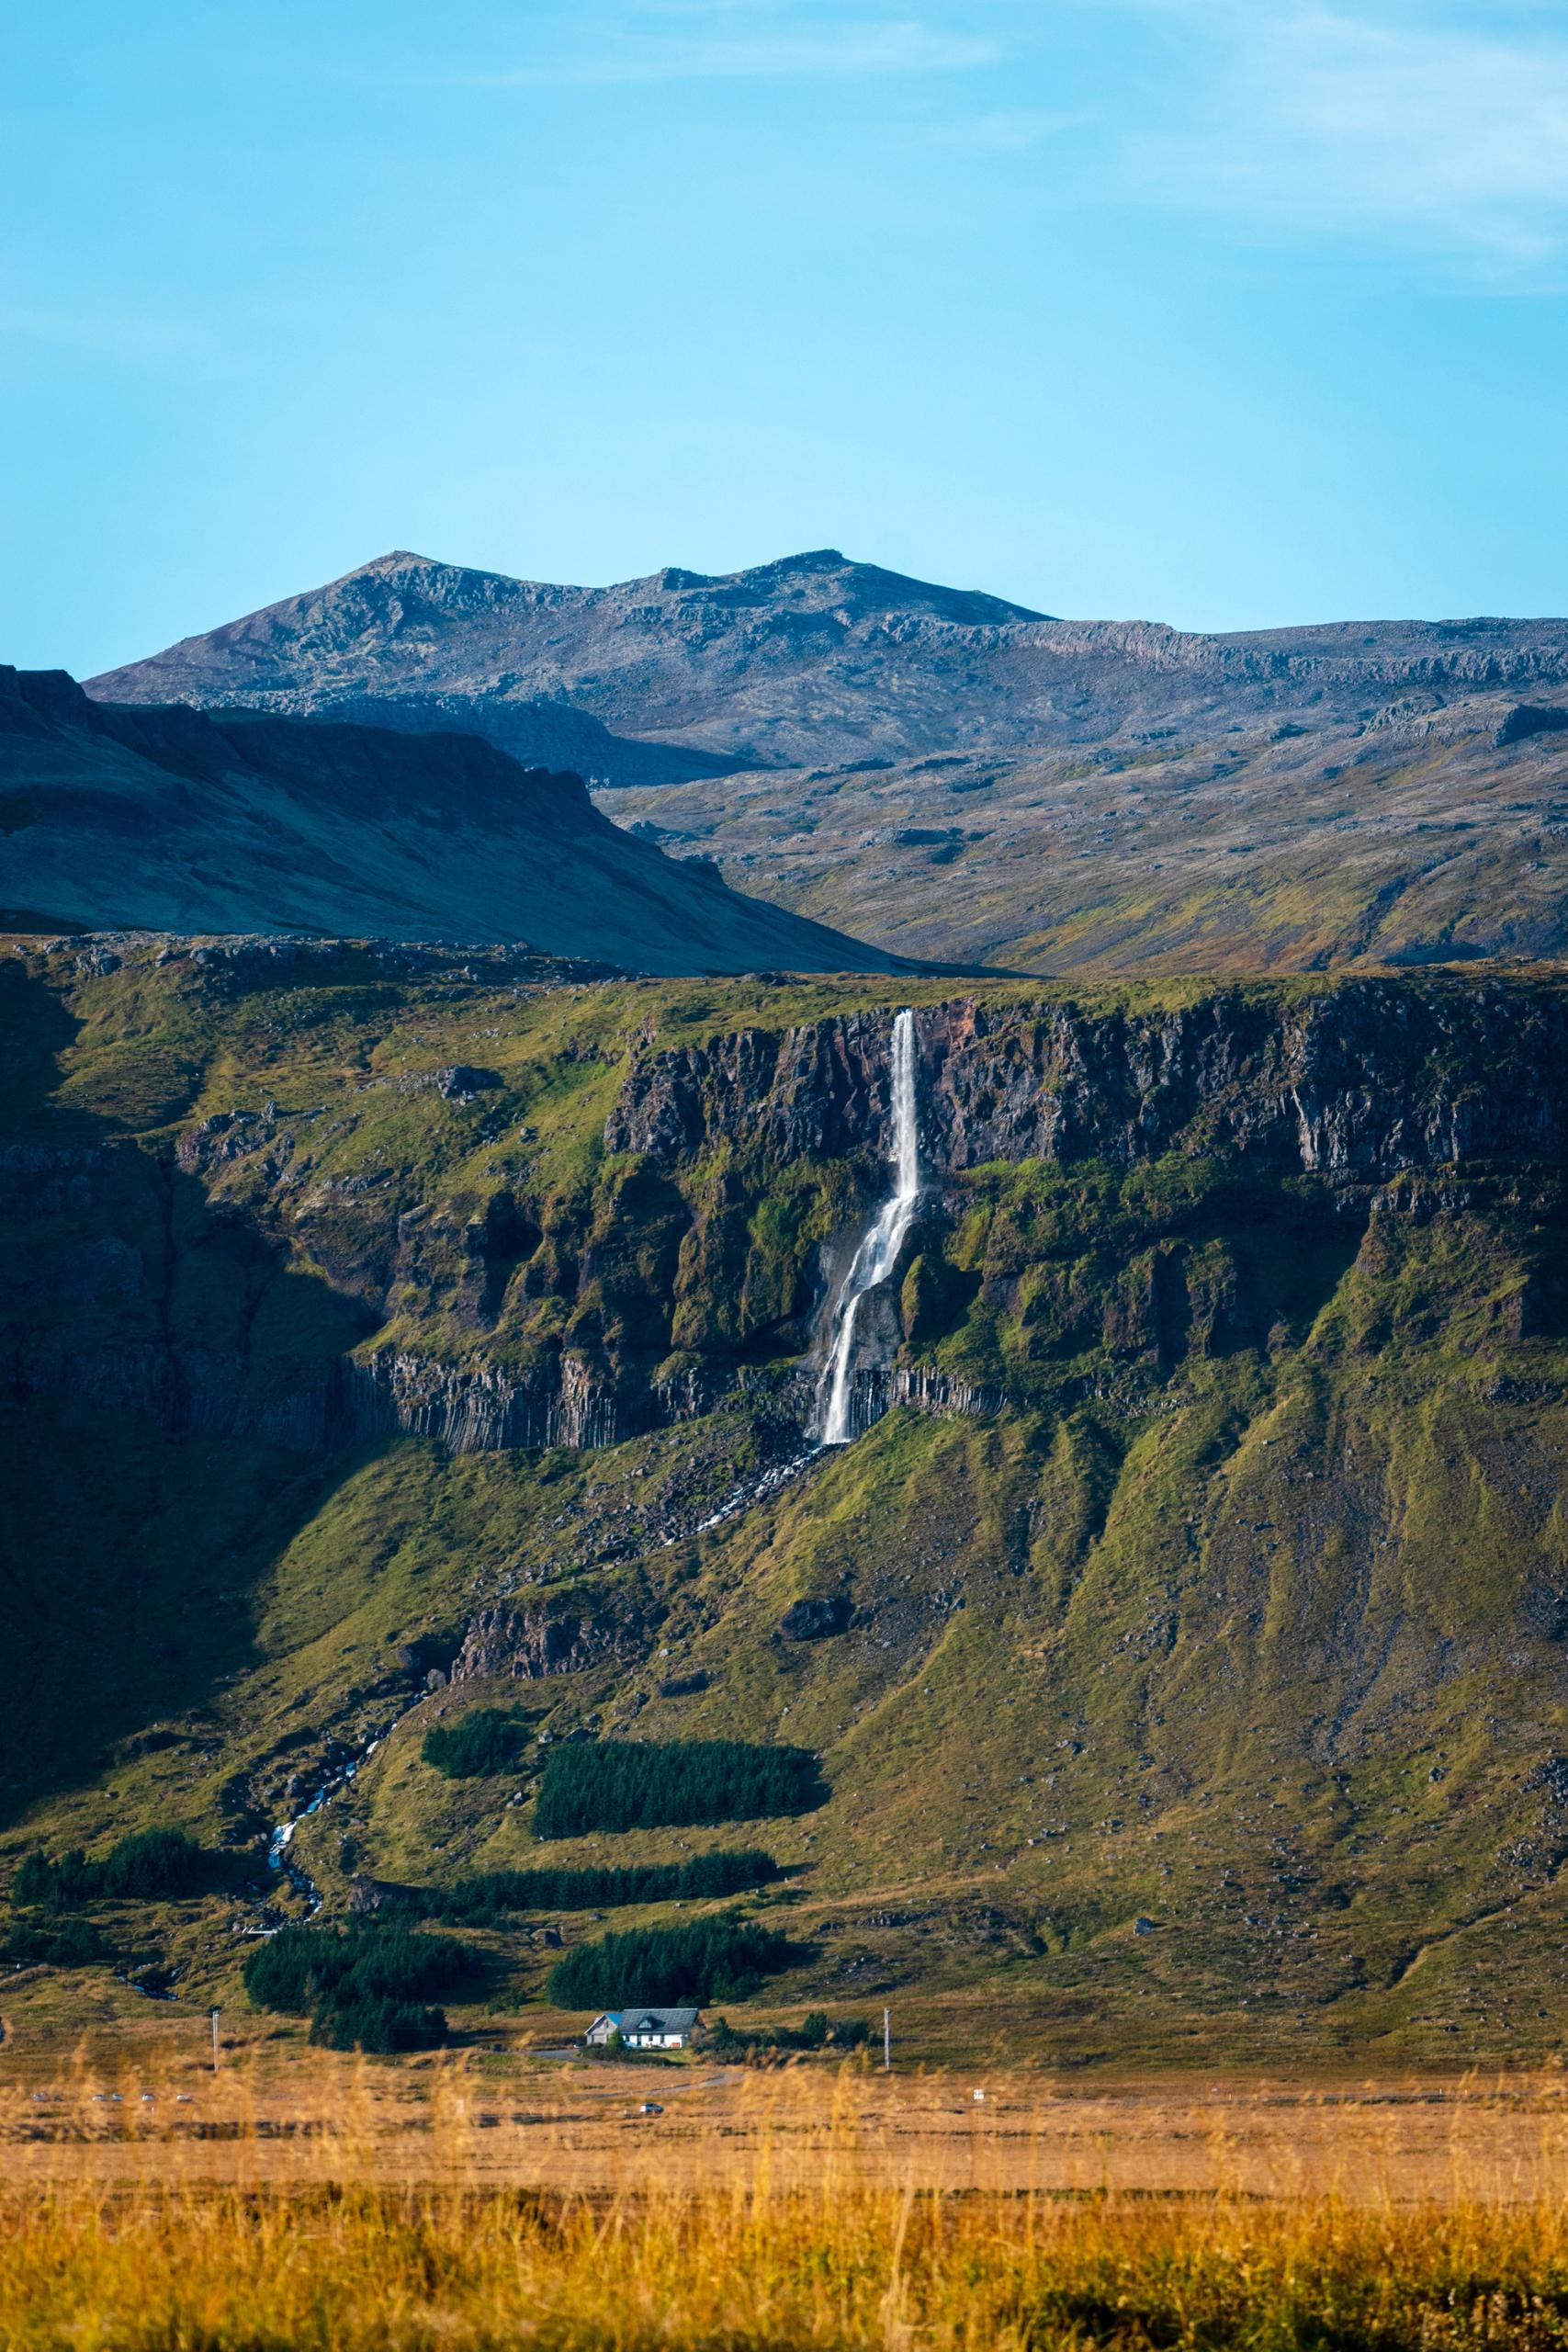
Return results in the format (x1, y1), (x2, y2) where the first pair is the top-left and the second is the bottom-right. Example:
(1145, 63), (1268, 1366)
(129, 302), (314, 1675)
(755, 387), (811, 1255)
(90, 547), (1568, 779)
(85, 554), (1568, 975)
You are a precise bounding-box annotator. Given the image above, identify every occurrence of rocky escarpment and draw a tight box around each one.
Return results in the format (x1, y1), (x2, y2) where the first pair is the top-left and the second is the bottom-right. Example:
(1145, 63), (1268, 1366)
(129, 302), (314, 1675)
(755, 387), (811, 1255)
(607, 978), (1568, 1180)
(11, 956), (1568, 1483)
(0, 1133), (727, 1456)
(450, 1591), (657, 1682)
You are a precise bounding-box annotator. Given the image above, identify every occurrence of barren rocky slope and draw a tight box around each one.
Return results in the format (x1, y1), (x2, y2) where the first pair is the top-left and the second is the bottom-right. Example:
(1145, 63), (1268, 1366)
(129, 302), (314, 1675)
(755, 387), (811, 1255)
(90, 548), (1568, 972)
(91, 547), (1568, 776)
(88, 548), (1049, 775)
(612, 698), (1568, 971)
(6, 940), (1568, 2064)
(0, 666), (903, 975)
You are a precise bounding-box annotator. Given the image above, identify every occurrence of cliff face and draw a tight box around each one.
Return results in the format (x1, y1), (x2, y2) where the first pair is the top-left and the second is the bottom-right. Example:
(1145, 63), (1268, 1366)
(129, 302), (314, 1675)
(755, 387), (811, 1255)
(608, 979), (1568, 1180)
(10, 959), (1568, 1470)
(0, 1128), (700, 1458)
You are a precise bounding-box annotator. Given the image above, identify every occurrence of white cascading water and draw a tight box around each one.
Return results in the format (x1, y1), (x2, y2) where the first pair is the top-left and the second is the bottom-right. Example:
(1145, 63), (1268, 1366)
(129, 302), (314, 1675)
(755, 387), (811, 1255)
(816, 1008), (921, 1445)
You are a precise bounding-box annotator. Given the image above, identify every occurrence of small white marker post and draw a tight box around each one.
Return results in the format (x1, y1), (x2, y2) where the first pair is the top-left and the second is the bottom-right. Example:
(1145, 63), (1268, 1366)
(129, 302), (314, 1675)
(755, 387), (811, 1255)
(883, 2007), (891, 2071)
(210, 2007), (220, 2075)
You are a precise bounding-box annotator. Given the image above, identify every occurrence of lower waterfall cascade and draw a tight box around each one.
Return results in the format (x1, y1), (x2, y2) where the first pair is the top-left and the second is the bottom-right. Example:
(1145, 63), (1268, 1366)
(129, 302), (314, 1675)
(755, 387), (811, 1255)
(815, 1006), (922, 1445)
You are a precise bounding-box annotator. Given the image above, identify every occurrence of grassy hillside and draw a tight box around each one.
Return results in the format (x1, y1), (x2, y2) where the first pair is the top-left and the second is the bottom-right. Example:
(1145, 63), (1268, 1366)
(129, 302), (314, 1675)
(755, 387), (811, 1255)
(5, 935), (1568, 2068)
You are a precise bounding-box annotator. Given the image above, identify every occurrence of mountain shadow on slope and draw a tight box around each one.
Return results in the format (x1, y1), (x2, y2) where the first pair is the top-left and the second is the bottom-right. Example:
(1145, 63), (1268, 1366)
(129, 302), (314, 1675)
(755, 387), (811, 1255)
(0, 665), (912, 975)
(0, 957), (405, 1834)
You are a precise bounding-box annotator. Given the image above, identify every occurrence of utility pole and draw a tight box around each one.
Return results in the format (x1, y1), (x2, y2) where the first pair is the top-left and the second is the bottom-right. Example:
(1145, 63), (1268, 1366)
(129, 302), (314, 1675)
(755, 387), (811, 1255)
(210, 2007), (220, 2074)
(883, 2007), (891, 2071)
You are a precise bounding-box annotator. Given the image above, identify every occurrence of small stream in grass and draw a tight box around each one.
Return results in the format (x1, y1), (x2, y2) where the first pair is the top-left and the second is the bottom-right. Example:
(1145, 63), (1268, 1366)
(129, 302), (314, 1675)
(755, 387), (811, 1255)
(263, 1713), (415, 1920)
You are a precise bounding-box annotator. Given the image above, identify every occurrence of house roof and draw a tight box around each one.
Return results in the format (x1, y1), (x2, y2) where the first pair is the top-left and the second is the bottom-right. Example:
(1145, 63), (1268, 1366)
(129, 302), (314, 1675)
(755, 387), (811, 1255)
(608, 2007), (702, 2032)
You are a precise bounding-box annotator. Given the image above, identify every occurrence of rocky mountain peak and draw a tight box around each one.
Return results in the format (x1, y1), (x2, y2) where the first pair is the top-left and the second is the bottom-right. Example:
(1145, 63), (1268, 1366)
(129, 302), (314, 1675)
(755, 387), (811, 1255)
(348, 549), (441, 577)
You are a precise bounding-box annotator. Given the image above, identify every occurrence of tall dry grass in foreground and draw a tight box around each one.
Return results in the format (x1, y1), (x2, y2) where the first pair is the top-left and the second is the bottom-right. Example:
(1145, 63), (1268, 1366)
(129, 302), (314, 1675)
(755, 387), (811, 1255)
(8, 2053), (1568, 2347)
(10, 2178), (1568, 2351)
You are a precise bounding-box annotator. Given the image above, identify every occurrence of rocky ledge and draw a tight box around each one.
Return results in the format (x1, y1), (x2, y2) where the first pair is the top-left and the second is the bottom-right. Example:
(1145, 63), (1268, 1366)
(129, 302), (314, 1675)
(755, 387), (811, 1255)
(605, 977), (1568, 1180)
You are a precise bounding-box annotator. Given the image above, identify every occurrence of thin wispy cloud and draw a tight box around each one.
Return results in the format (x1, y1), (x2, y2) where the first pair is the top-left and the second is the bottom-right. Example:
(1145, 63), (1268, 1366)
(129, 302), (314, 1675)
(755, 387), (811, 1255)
(1104, 3), (1568, 264)
(453, 17), (1003, 87)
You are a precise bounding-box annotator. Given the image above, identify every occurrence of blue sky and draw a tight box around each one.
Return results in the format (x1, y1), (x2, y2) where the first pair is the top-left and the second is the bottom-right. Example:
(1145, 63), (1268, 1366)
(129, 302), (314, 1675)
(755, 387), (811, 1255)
(5, 0), (1567, 673)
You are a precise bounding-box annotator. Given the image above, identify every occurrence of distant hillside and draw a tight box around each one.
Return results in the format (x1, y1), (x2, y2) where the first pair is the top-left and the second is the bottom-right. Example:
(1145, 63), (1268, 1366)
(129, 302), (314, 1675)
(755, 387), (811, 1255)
(90, 546), (1568, 775)
(87, 548), (1568, 974)
(611, 695), (1568, 974)
(0, 667), (907, 976)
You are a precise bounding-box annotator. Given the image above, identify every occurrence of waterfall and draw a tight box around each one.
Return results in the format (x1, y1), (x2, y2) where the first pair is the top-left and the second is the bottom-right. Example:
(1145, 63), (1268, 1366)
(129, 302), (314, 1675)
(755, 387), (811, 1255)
(815, 1008), (921, 1446)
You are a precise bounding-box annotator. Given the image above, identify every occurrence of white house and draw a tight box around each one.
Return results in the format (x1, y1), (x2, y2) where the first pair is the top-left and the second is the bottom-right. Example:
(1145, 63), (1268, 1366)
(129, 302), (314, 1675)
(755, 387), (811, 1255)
(583, 2007), (705, 2050)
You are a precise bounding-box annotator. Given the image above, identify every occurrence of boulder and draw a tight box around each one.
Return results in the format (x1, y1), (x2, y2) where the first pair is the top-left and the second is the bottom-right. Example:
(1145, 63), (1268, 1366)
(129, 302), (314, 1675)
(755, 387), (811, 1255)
(434, 1065), (502, 1102)
(658, 1669), (710, 1698)
(779, 1594), (852, 1642)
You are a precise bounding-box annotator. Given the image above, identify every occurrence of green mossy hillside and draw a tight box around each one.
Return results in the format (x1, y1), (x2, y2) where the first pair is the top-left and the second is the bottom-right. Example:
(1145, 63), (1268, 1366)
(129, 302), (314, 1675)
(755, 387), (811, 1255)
(6, 940), (1568, 2068)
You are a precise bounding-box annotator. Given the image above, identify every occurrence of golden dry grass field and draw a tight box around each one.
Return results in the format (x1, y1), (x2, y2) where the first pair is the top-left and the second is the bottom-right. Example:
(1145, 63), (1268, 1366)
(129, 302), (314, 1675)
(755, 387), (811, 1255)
(6, 2045), (1568, 2204)
(9, 2018), (1568, 2348)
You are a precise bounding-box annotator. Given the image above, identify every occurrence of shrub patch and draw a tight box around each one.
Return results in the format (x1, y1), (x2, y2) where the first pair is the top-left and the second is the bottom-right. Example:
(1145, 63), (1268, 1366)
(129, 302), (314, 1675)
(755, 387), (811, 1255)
(13, 1830), (222, 1908)
(421, 1709), (530, 1781)
(423, 1849), (782, 1922)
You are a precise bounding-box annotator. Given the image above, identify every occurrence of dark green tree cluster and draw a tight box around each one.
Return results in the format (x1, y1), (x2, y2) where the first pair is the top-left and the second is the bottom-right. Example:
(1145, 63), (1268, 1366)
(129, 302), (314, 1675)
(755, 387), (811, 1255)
(3, 1915), (109, 1967)
(242, 1923), (474, 2052)
(13, 1829), (214, 1909)
(423, 1849), (782, 1923)
(547, 1911), (797, 2007)
(421, 1709), (529, 1780)
(706, 2010), (873, 2058)
(533, 1740), (824, 1839)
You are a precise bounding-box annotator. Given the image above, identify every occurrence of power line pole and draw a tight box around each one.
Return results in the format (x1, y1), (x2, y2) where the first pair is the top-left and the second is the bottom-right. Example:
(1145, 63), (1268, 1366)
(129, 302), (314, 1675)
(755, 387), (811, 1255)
(883, 2007), (891, 2071)
(210, 2007), (220, 2074)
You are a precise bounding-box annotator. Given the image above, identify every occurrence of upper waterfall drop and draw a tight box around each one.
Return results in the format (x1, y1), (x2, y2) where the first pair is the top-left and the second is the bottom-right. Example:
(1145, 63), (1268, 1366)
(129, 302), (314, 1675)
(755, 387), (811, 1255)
(815, 1007), (922, 1446)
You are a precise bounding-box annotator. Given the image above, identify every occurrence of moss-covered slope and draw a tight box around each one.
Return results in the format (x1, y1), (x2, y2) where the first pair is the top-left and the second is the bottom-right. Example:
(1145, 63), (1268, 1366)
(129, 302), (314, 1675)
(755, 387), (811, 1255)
(6, 936), (1568, 2067)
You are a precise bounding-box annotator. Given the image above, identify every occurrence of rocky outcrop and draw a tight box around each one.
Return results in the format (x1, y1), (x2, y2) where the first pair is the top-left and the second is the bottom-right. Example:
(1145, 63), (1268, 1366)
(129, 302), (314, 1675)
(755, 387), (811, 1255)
(451, 1593), (654, 1681)
(346, 1872), (407, 1915)
(779, 1594), (852, 1641)
(351, 1351), (769, 1455)
(359, 1350), (629, 1453)
(607, 979), (1568, 1181)
(851, 1365), (999, 1435)
(1497, 705), (1568, 748)
(432, 1065), (502, 1102)
(658, 1668), (710, 1697)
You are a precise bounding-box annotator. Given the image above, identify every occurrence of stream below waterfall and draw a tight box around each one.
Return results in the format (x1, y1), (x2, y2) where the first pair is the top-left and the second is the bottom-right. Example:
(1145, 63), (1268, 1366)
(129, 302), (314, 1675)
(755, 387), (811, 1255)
(263, 1711), (416, 1920)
